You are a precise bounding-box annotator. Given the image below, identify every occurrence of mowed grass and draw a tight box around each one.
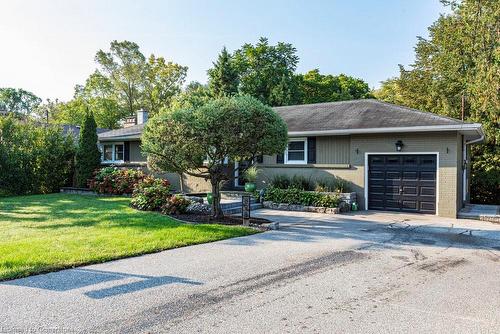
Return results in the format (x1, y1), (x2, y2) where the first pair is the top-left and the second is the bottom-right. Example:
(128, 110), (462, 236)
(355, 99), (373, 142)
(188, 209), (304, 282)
(0, 193), (258, 281)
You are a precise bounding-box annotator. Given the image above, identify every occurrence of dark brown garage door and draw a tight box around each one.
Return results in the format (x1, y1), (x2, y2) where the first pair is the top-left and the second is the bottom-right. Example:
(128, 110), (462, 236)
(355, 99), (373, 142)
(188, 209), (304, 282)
(368, 154), (437, 214)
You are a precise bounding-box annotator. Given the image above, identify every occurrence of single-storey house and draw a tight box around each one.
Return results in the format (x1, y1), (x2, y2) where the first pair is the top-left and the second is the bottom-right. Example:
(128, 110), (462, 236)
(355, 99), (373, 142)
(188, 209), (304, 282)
(97, 100), (484, 218)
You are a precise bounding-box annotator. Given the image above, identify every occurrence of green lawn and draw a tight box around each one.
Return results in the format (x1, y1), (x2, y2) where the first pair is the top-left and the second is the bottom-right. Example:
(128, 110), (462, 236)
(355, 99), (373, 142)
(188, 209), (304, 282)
(0, 193), (257, 281)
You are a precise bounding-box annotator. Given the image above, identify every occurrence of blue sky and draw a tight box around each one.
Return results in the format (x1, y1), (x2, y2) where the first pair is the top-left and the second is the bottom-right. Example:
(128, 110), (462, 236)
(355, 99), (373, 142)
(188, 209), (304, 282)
(0, 0), (447, 101)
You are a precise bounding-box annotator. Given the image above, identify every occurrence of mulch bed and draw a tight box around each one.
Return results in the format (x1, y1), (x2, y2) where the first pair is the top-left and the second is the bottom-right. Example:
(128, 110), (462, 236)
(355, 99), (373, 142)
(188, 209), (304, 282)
(168, 213), (271, 227)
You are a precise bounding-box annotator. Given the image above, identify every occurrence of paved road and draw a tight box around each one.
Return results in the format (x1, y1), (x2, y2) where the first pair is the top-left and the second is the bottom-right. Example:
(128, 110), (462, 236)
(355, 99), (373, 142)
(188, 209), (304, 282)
(1, 210), (499, 333)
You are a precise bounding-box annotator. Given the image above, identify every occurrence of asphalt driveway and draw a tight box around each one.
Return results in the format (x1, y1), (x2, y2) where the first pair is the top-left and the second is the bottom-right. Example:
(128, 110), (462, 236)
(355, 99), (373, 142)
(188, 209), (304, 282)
(1, 210), (499, 333)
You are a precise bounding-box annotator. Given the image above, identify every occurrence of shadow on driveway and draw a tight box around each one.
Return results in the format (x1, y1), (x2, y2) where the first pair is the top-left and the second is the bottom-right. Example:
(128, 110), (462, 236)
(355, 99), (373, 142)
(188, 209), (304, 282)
(2, 268), (202, 299)
(226, 210), (500, 252)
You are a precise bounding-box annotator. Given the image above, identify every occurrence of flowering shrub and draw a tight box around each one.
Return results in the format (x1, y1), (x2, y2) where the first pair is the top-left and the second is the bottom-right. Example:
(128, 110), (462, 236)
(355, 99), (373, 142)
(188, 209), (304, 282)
(263, 186), (340, 208)
(130, 176), (171, 211)
(88, 167), (145, 195)
(161, 195), (192, 215)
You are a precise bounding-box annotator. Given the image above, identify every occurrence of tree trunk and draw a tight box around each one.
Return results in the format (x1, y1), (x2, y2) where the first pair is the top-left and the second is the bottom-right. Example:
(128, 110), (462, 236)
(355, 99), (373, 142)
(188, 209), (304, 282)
(210, 178), (223, 219)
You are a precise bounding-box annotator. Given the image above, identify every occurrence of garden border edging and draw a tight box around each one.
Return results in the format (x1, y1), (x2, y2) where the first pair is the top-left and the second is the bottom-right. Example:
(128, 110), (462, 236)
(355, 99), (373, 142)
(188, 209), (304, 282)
(262, 201), (341, 214)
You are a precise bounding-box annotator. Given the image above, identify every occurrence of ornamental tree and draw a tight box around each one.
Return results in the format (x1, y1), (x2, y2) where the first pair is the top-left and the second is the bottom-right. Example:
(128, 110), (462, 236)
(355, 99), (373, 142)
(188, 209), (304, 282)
(76, 112), (101, 187)
(142, 95), (288, 218)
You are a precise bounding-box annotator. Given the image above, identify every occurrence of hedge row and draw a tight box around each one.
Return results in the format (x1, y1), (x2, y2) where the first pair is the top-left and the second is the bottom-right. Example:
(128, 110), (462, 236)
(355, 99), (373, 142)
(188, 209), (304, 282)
(263, 186), (341, 208)
(0, 117), (75, 196)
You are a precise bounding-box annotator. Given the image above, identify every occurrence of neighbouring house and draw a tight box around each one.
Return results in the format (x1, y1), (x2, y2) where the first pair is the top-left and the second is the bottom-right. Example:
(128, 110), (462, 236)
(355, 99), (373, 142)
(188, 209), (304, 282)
(62, 124), (110, 141)
(97, 100), (484, 218)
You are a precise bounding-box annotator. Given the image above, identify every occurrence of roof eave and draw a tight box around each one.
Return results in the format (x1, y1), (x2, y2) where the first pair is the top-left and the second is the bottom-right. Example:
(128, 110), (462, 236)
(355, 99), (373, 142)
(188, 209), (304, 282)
(98, 134), (142, 141)
(288, 124), (483, 139)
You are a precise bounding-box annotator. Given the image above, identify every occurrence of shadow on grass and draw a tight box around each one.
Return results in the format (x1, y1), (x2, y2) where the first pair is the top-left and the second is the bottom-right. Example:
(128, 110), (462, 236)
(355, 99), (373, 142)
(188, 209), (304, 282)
(0, 193), (185, 230)
(3, 268), (202, 299)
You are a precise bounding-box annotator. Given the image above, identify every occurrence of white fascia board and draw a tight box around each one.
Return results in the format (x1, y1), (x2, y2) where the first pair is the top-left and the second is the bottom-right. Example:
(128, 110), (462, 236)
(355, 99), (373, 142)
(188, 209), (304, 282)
(288, 124), (483, 137)
(98, 135), (141, 141)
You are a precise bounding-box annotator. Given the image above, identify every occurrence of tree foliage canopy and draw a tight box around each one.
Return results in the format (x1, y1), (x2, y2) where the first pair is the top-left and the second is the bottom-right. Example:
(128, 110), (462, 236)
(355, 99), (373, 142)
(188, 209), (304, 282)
(206, 38), (372, 107)
(142, 95), (288, 217)
(296, 69), (373, 104)
(207, 47), (239, 98)
(0, 88), (42, 115)
(374, 0), (499, 204)
(232, 37), (300, 106)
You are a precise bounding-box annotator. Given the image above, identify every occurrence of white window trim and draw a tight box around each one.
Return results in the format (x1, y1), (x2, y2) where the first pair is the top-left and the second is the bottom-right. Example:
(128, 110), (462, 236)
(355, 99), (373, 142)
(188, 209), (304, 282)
(100, 142), (125, 163)
(285, 137), (308, 164)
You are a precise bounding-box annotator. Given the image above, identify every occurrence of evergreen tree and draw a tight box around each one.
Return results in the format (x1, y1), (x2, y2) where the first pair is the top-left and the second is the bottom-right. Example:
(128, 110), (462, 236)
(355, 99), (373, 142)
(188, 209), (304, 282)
(76, 112), (101, 187)
(207, 47), (239, 98)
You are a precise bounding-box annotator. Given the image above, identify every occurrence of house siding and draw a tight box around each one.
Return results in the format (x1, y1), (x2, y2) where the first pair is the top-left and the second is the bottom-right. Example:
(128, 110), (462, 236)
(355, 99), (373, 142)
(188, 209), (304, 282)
(256, 132), (460, 218)
(316, 136), (350, 164)
(261, 135), (351, 166)
(101, 132), (463, 218)
(129, 141), (146, 162)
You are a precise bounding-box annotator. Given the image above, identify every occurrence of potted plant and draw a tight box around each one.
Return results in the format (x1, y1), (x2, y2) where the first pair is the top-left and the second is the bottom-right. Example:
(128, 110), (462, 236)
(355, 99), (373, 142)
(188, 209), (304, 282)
(206, 192), (213, 204)
(243, 166), (259, 192)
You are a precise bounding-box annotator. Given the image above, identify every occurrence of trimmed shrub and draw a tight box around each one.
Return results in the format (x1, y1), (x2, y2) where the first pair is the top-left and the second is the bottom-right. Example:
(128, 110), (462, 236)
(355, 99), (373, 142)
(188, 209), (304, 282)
(263, 186), (340, 208)
(314, 177), (351, 193)
(89, 167), (145, 195)
(290, 175), (314, 190)
(130, 176), (171, 211)
(270, 174), (290, 189)
(161, 195), (192, 215)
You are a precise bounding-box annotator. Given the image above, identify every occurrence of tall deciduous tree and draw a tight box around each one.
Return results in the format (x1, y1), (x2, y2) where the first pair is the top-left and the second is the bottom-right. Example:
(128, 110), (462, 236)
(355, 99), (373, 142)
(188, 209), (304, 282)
(95, 40), (146, 115)
(142, 95), (288, 218)
(0, 88), (42, 115)
(207, 47), (239, 98)
(233, 37), (300, 106)
(296, 70), (372, 104)
(95, 40), (188, 116)
(75, 112), (101, 187)
(142, 55), (188, 114)
(374, 0), (499, 204)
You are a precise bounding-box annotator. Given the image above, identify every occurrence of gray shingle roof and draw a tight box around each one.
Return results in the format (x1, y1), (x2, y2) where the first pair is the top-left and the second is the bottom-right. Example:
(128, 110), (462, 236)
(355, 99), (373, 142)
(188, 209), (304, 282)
(98, 123), (145, 140)
(63, 125), (110, 141)
(274, 99), (466, 133)
(97, 99), (476, 140)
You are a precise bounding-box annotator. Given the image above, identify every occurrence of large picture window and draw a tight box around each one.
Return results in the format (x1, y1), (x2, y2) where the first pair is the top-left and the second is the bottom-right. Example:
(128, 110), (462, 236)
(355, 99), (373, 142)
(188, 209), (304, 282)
(285, 138), (307, 164)
(101, 143), (124, 163)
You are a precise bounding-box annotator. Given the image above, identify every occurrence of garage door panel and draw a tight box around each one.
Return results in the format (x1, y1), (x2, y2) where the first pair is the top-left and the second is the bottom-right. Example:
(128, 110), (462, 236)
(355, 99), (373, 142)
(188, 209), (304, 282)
(402, 171), (418, 180)
(420, 171), (436, 181)
(420, 186), (436, 196)
(368, 154), (436, 214)
(369, 170), (385, 179)
(420, 202), (436, 212)
(385, 200), (401, 209)
(402, 201), (418, 210)
(386, 156), (401, 165)
(368, 200), (384, 210)
(368, 185), (384, 195)
(402, 186), (417, 195)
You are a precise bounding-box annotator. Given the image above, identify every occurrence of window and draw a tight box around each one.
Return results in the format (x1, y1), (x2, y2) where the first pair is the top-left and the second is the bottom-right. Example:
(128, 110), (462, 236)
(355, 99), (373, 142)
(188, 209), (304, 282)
(115, 144), (124, 161)
(101, 143), (124, 163)
(285, 138), (307, 164)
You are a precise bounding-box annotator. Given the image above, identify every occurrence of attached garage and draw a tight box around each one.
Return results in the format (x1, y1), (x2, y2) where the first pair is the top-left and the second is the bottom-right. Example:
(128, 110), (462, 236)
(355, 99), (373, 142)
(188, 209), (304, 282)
(367, 154), (437, 214)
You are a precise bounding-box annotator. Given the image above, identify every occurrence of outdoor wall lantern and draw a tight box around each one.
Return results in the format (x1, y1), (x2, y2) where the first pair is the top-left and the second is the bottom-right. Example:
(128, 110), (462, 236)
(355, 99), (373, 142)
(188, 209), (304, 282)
(395, 140), (404, 152)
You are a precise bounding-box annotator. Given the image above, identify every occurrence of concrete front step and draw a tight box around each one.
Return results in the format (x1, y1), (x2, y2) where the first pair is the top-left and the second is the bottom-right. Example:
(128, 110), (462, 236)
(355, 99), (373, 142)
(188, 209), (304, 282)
(222, 203), (263, 215)
(458, 204), (500, 224)
(220, 191), (251, 199)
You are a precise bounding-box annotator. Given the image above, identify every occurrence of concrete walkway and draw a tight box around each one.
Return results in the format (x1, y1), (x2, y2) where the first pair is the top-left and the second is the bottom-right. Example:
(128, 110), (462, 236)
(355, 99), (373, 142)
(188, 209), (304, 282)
(459, 204), (500, 223)
(1, 210), (499, 333)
